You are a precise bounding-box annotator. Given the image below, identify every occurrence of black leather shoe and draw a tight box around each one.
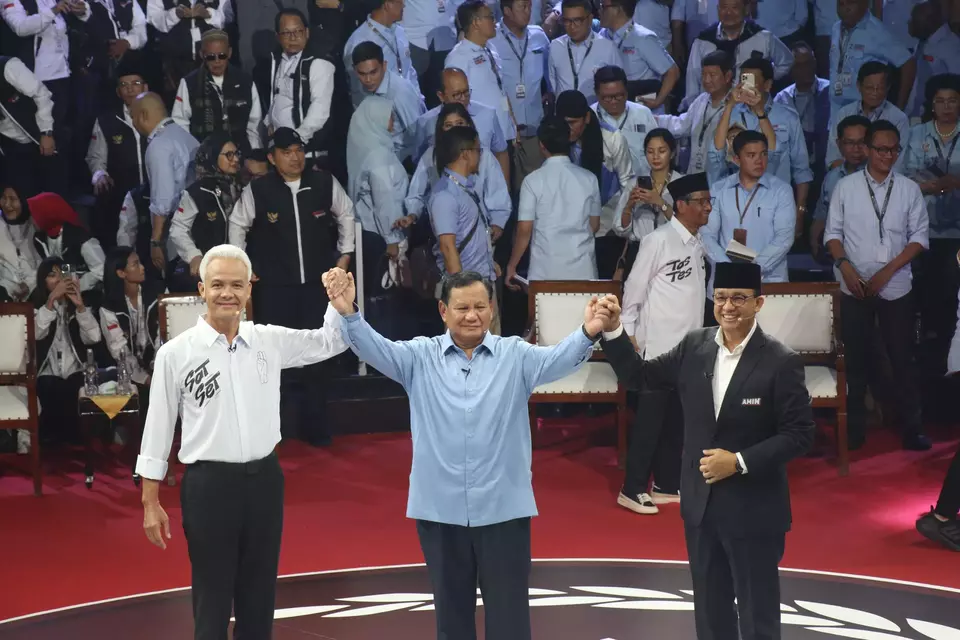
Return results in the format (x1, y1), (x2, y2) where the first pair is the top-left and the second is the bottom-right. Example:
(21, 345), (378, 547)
(903, 433), (933, 451)
(917, 510), (960, 551)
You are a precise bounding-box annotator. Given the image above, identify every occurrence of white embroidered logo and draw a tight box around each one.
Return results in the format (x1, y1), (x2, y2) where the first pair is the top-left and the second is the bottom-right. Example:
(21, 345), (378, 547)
(742, 397), (761, 406)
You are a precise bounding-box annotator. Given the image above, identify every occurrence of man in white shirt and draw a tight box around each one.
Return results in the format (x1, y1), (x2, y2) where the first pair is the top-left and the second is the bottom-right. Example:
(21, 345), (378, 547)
(617, 172), (710, 516)
(0, 55), (56, 199)
(147, 0), (225, 92)
(592, 65), (659, 176)
(138, 244), (349, 640)
(548, 0), (622, 105)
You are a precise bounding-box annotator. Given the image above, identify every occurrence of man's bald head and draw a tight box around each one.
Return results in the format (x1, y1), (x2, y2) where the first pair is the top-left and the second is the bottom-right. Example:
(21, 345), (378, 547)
(438, 68), (470, 106)
(131, 92), (168, 136)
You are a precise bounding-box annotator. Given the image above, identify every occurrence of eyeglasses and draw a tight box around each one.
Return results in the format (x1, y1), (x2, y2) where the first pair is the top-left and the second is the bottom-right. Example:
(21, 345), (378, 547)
(934, 98), (960, 107)
(870, 145), (901, 156)
(713, 294), (755, 307)
(449, 89), (471, 101)
(840, 138), (866, 147)
(203, 52), (229, 61)
(118, 80), (144, 88)
(278, 28), (305, 39)
(220, 150), (242, 160)
(598, 92), (627, 102)
(561, 16), (589, 26)
(684, 196), (715, 207)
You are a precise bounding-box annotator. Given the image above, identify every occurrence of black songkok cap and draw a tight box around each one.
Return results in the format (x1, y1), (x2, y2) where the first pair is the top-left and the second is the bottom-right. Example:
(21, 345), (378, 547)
(667, 172), (710, 201)
(714, 262), (762, 291)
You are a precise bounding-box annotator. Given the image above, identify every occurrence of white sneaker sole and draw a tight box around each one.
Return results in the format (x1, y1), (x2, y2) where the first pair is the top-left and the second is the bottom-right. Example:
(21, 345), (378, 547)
(651, 492), (680, 505)
(617, 493), (659, 515)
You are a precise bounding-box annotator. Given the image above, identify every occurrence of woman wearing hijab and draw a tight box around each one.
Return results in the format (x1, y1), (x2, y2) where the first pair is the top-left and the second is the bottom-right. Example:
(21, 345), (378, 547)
(30, 192), (107, 295)
(169, 133), (243, 292)
(0, 186), (43, 302)
(554, 90), (635, 279)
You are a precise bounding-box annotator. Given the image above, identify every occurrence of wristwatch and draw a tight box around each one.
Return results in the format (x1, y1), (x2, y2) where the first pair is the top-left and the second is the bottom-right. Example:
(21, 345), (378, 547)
(40, 130), (53, 137)
(582, 324), (602, 343)
(735, 458), (744, 474)
(659, 202), (669, 214)
(756, 112), (768, 120)
(150, 240), (164, 249)
(834, 256), (850, 269)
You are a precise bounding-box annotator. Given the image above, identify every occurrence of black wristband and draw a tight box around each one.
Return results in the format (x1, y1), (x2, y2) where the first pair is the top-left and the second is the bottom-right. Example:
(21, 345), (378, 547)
(582, 324), (601, 343)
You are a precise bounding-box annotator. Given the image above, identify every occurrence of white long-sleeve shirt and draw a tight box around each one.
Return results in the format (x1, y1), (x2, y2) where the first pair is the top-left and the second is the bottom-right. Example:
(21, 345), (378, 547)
(136, 307), (349, 480)
(91, 0), (147, 49)
(1, 0), (90, 82)
(36, 233), (105, 291)
(146, 0), (224, 57)
(35, 303), (101, 378)
(85, 105), (145, 185)
(264, 52), (335, 148)
(0, 56), (54, 144)
(169, 187), (234, 262)
(172, 74), (263, 150)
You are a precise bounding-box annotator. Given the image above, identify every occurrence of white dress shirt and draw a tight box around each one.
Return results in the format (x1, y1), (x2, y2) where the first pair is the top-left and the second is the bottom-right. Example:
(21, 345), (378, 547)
(713, 320), (758, 473)
(1, 0), (90, 81)
(136, 307), (349, 480)
(172, 73), (263, 150)
(0, 57), (54, 144)
(265, 53), (335, 147)
(656, 91), (727, 174)
(594, 101), (659, 176)
(86, 105), (144, 185)
(612, 169), (684, 241)
(92, 0), (147, 49)
(146, 0), (224, 57)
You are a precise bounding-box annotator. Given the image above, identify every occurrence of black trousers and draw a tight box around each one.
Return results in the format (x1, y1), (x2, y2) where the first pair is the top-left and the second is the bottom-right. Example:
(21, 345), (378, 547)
(416, 518), (532, 640)
(685, 518), (786, 640)
(623, 390), (683, 496)
(37, 371), (84, 445)
(181, 452), (284, 640)
(252, 280), (332, 444)
(596, 235), (627, 280)
(840, 292), (923, 440)
(936, 442), (960, 518)
(43, 77), (72, 196)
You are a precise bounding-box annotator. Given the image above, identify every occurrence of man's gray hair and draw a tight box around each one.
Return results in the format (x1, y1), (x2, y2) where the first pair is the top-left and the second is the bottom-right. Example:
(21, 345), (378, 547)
(199, 245), (253, 283)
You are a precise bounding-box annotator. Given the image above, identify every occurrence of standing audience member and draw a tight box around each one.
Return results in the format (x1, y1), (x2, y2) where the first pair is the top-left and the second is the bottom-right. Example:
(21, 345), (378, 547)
(616, 172), (709, 515)
(825, 119), (932, 451)
(0, 55), (56, 198)
(505, 115), (600, 287)
(709, 83), (777, 185)
(403, 0), (459, 108)
(117, 182), (164, 284)
(774, 41), (831, 177)
(751, 0), (808, 46)
(344, 0), (419, 106)
(30, 191), (106, 293)
(917, 435), (960, 550)
(172, 29), (262, 153)
(548, 0), (622, 105)
(593, 65), (659, 177)
(489, 0), (551, 190)
(906, 1), (960, 118)
(0, 185), (42, 301)
(147, 0), (225, 93)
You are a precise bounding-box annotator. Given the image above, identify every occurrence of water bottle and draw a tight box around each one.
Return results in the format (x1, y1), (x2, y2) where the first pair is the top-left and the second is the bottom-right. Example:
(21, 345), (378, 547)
(117, 346), (131, 395)
(84, 350), (98, 396)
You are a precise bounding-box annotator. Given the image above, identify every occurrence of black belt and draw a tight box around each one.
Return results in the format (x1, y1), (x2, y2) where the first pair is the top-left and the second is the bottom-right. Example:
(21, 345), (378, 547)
(189, 450), (278, 475)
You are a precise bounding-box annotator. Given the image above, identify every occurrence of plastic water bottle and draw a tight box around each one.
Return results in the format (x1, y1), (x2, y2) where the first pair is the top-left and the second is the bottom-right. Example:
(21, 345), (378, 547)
(117, 346), (131, 395)
(84, 350), (98, 396)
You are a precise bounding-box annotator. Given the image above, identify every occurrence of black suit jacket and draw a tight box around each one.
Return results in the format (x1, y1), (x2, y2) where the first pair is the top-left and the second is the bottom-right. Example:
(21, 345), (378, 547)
(603, 325), (814, 537)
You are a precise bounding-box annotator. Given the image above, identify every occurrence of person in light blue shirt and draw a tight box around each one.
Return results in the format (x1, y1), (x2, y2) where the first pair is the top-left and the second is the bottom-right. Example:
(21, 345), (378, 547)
(592, 65), (659, 175)
(634, 0), (672, 49)
(548, 0), (623, 105)
(670, 0), (719, 53)
(344, 0), (420, 106)
(598, 0), (680, 114)
(708, 83), (778, 185)
(506, 115), (600, 286)
(824, 119), (930, 451)
(810, 114), (869, 257)
(906, 2), (960, 117)
(322, 267), (612, 640)
(402, 0), (460, 110)
(830, 0), (915, 114)
(351, 42), (427, 161)
(702, 130), (796, 292)
(406, 103), (511, 231)
(774, 41), (831, 174)
(752, 0), (808, 40)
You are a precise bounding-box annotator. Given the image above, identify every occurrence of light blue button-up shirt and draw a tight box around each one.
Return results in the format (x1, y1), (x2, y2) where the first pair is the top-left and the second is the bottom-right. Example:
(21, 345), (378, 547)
(732, 100), (813, 186)
(366, 71), (427, 160)
(145, 118), (198, 217)
(518, 156), (600, 281)
(489, 22), (551, 131)
(824, 168), (929, 299)
(339, 313), (595, 526)
(702, 171), (796, 287)
(882, 0), (924, 52)
(445, 38), (517, 141)
(814, 162), (862, 221)
(905, 121), (960, 239)
(634, 0), (672, 48)
(825, 100), (910, 170)
(754, 0), (808, 38)
(412, 101), (507, 163)
(344, 18), (420, 106)
(599, 21), (675, 83)
(670, 0), (718, 47)
(593, 101), (659, 176)
(406, 145), (511, 226)
(829, 14), (912, 113)
(657, 91), (727, 174)
(429, 169), (496, 279)
(548, 32), (623, 105)
(401, 0), (460, 50)
(353, 155), (410, 246)
(907, 24), (960, 117)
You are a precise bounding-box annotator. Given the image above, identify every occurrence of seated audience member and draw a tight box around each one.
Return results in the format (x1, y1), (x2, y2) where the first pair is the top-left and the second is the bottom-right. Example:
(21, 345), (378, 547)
(617, 172), (710, 515)
(30, 192), (106, 294)
(702, 130), (794, 296)
(555, 90), (635, 278)
(242, 148), (270, 183)
(710, 83), (777, 184)
(592, 66), (660, 176)
(30, 257), (103, 448)
(906, 1), (960, 118)
(405, 103), (511, 234)
(98, 246), (161, 395)
(346, 96), (411, 299)
(505, 115), (601, 287)
(810, 115), (870, 257)
(0, 185), (42, 301)
(169, 133), (243, 291)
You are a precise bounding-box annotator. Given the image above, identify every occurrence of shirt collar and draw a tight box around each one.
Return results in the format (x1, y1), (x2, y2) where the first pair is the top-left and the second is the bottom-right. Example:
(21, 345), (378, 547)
(717, 21), (745, 41)
(599, 105), (626, 125)
(714, 318), (759, 355)
(569, 33), (594, 47)
(613, 22), (632, 41)
(929, 23), (952, 45)
(498, 21), (527, 40)
(544, 155), (572, 166)
(444, 168), (476, 188)
(669, 214), (698, 244)
(194, 316), (253, 349)
(282, 50), (302, 63)
(840, 161), (864, 176)
(440, 330), (497, 356)
(732, 173), (769, 191)
(147, 118), (173, 143)
(864, 167), (894, 189)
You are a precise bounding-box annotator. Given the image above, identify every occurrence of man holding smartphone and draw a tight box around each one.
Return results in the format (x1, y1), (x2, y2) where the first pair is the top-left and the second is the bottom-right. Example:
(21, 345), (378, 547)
(825, 119), (932, 452)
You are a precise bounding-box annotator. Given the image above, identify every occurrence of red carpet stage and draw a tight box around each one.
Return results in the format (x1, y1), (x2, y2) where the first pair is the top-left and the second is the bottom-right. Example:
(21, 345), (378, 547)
(1, 424), (959, 637)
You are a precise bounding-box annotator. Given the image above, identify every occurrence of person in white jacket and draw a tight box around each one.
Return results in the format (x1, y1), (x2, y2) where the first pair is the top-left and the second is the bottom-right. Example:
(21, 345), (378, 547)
(0, 185), (42, 301)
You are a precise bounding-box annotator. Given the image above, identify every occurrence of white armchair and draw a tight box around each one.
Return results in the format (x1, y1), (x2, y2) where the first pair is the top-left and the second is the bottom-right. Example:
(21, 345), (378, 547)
(0, 303), (41, 494)
(756, 282), (848, 475)
(526, 281), (628, 466)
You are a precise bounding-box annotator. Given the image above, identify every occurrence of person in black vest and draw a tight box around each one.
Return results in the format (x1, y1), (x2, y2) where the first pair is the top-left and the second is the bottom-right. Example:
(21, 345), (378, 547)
(78, 0), (147, 111)
(30, 191), (106, 295)
(254, 9), (340, 181)
(229, 126), (355, 446)
(86, 58), (150, 250)
(29, 256), (104, 447)
(242, 147), (269, 183)
(172, 29), (262, 153)
(117, 181), (164, 284)
(0, 56), (57, 198)
(146, 0), (226, 99)
(169, 132), (242, 290)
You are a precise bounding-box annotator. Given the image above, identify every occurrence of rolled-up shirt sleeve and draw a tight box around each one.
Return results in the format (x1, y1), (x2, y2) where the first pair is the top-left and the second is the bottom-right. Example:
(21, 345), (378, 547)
(136, 345), (179, 480)
(331, 177), (356, 255)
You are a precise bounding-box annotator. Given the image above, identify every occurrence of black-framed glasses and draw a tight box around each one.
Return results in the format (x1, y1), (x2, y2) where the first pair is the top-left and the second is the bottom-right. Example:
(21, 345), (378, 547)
(561, 16), (589, 26)
(203, 52), (229, 61)
(449, 89), (471, 101)
(870, 145), (901, 156)
(220, 150), (242, 160)
(598, 92), (627, 102)
(685, 196), (715, 207)
(713, 294), (755, 307)
(278, 28), (305, 39)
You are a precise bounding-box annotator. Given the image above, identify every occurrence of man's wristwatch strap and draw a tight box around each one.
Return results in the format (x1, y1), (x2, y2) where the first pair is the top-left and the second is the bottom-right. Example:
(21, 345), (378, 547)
(582, 324), (601, 343)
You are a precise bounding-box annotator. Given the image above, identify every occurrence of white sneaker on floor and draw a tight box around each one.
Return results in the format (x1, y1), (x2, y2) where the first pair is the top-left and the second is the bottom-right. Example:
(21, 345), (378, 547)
(617, 491), (659, 515)
(651, 488), (680, 505)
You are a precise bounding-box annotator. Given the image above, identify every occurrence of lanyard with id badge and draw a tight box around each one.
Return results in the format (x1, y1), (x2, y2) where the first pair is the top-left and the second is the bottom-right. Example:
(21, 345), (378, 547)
(835, 25), (862, 97)
(500, 27), (529, 102)
(694, 100), (723, 171)
(734, 183), (760, 245)
(865, 172), (895, 262)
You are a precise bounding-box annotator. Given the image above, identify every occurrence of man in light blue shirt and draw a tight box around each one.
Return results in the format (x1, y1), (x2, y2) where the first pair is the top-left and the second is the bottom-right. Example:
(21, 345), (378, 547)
(670, 0), (719, 54)
(490, 0), (551, 188)
(753, 0), (808, 41)
(548, 0), (623, 105)
(905, 2), (960, 117)
(322, 266), (612, 640)
(824, 119), (930, 451)
(774, 42), (832, 174)
(506, 116), (600, 286)
(402, 0), (461, 108)
(634, 0), (672, 49)
(830, 0), (915, 113)
(598, 0), (680, 113)
(132, 92), (199, 273)
(344, 0), (420, 106)
(702, 130), (796, 291)
(810, 114), (869, 256)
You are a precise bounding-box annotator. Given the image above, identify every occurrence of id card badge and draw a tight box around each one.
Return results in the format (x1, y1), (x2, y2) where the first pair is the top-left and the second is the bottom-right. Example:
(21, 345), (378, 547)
(733, 228), (748, 245)
(694, 150), (705, 171)
(436, 0), (445, 12)
(834, 81), (844, 96)
(515, 83), (526, 100)
(875, 239), (892, 262)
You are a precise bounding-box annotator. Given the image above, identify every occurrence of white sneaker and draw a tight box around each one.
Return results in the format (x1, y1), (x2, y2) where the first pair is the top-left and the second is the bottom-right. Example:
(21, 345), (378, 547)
(617, 491), (659, 515)
(16, 429), (30, 455)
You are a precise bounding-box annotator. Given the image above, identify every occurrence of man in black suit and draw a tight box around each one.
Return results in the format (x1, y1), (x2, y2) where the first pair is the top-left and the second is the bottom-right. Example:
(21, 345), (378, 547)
(596, 261), (815, 640)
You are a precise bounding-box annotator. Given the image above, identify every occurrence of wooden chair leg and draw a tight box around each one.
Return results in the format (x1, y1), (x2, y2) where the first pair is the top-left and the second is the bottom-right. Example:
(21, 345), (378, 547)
(30, 428), (41, 496)
(837, 410), (849, 477)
